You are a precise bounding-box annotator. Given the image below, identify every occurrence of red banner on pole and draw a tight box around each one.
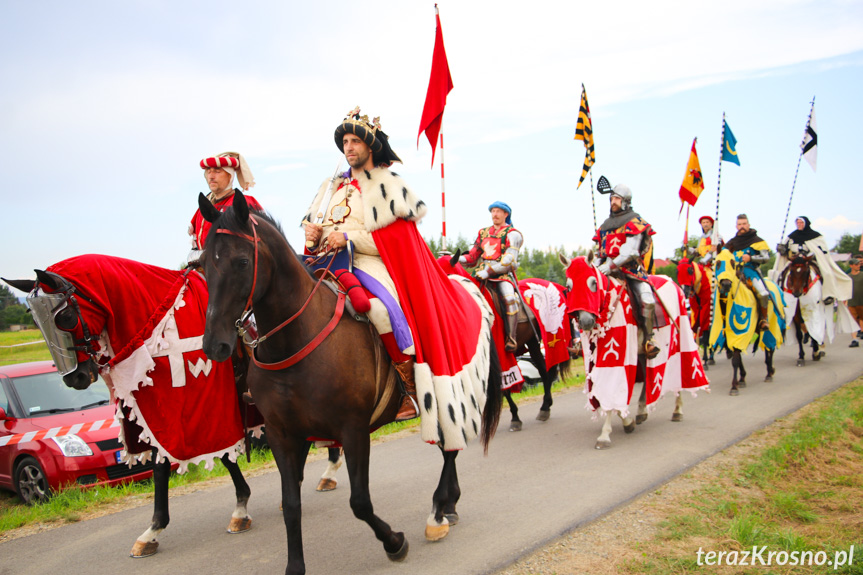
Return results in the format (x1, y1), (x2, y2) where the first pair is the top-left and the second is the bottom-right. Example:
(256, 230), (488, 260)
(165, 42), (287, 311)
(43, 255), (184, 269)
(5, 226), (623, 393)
(417, 4), (453, 167)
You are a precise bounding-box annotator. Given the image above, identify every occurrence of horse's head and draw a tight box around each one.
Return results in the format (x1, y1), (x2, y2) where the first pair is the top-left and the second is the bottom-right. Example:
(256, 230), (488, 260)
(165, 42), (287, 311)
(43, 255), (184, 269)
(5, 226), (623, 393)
(3, 271), (104, 390)
(198, 190), (274, 362)
(675, 258), (696, 298)
(714, 250), (738, 298)
(785, 255), (815, 298)
(559, 252), (606, 332)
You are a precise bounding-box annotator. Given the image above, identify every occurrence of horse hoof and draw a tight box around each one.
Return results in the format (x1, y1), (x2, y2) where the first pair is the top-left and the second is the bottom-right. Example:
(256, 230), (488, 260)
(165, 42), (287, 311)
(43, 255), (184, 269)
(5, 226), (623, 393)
(737, 381), (746, 389)
(595, 440), (611, 450)
(703, 363), (709, 372)
(635, 413), (647, 425)
(796, 359), (805, 367)
(708, 358), (716, 365)
(623, 422), (636, 434)
(316, 477), (337, 492)
(444, 512), (459, 526)
(227, 516), (252, 533)
(671, 413), (683, 422)
(425, 520), (450, 542)
(536, 410), (550, 422)
(130, 540), (158, 558)
(813, 352), (824, 361)
(509, 421), (523, 432)
(387, 534), (409, 562)
(764, 376), (773, 382)
(729, 388), (739, 396)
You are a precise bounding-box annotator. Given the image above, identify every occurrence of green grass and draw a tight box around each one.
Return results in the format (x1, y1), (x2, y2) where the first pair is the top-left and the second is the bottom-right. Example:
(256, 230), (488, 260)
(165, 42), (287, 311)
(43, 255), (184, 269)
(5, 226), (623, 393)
(622, 378), (863, 575)
(0, 329), (51, 365)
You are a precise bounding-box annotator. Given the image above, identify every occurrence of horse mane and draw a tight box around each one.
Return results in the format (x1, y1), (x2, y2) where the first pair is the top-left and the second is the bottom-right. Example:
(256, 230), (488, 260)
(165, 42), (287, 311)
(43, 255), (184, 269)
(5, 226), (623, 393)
(216, 206), (315, 280)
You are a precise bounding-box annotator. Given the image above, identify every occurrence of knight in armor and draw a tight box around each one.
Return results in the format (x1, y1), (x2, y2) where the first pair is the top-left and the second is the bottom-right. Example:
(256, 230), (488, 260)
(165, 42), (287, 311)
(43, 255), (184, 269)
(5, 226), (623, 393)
(459, 202), (523, 353)
(722, 214), (772, 331)
(592, 181), (660, 358)
(772, 216), (852, 304)
(188, 152), (264, 266)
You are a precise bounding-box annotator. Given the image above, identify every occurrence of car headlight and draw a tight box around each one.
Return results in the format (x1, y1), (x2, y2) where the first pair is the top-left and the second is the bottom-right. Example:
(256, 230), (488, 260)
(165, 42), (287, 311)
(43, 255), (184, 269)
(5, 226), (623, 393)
(50, 434), (94, 457)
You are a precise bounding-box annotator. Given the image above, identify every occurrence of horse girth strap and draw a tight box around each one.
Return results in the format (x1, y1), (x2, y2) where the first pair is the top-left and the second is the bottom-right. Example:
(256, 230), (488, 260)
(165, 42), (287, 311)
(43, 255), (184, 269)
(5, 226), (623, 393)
(252, 290), (346, 371)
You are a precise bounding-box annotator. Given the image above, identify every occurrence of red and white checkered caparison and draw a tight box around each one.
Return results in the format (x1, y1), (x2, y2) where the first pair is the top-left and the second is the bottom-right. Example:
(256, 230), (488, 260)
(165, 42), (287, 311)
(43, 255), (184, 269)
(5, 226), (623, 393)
(200, 156), (239, 169)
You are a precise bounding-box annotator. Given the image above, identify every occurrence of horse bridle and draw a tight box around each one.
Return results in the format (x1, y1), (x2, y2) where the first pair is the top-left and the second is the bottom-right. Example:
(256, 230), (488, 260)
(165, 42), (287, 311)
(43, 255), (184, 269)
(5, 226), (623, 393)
(215, 216), (346, 370)
(44, 281), (101, 360)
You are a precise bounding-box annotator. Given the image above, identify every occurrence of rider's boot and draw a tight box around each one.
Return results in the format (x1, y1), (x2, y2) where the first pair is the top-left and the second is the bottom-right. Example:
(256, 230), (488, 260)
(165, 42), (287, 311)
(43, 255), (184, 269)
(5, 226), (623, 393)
(504, 313), (519, 353)
(642, 303), (660, 359)
(394, 359), (419, 421)
(757, 293), (770, 331)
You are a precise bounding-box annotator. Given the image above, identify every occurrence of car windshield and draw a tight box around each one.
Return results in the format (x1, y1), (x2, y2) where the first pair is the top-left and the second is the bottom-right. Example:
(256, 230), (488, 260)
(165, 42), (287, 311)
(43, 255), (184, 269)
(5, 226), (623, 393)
(11, 372), (111, 417)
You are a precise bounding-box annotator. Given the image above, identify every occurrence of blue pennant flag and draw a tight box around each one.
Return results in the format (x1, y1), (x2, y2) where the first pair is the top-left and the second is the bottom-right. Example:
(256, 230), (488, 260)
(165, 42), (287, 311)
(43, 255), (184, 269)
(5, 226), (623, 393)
(722, 123), (740, 165)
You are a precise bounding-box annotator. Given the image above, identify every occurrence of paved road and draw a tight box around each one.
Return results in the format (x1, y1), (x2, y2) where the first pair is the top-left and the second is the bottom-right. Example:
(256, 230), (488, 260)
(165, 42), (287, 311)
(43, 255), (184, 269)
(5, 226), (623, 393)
(2, 336), (862, 575)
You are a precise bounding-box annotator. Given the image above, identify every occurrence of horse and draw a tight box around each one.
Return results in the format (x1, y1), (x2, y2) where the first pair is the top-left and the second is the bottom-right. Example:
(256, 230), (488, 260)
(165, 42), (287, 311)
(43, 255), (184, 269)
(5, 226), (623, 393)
(196, 191), (502, 575)
(559, 253), (709, 449)
(777, 254), (827, 366)
(674, 256), (715, 367)
(437, 253), (573, 432)
(709, 250), (785, 395)
(3, 256), (253, 558)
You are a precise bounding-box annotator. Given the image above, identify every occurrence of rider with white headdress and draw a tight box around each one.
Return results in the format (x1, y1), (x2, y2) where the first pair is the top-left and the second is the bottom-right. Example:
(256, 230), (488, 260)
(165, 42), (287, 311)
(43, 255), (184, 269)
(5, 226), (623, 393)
(772, 216), (852, 304)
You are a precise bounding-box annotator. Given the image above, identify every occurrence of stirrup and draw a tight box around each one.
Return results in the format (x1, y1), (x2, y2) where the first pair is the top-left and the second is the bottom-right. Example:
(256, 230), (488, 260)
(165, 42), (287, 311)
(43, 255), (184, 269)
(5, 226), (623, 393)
(643, 339), (660, 359)
(395, 394), (419, 421)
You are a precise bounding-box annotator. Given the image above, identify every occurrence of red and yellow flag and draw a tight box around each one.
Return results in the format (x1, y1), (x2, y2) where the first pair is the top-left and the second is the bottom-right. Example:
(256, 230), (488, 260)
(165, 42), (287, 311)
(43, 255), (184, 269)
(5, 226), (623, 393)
(678, 138), (704, 207)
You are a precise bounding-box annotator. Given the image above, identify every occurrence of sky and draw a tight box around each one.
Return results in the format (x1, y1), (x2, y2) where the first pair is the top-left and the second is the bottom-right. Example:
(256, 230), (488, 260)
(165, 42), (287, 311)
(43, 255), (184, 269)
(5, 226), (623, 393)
(2, 0), (863, 291)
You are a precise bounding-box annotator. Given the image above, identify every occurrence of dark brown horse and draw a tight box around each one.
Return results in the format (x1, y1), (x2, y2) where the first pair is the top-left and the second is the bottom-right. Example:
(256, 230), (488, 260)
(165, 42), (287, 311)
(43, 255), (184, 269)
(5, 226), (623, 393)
(778, 254), (826, 366)
(197, 191), (502, 575)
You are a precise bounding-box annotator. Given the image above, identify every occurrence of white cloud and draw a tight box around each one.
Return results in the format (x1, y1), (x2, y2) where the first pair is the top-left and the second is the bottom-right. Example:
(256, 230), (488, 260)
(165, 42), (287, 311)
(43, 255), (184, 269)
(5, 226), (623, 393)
(813, 215), (862, 231)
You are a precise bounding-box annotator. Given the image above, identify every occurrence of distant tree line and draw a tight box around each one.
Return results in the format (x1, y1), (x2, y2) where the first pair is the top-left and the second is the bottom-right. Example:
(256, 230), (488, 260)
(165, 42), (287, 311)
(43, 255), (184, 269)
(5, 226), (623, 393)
(0, 285), (35, 331)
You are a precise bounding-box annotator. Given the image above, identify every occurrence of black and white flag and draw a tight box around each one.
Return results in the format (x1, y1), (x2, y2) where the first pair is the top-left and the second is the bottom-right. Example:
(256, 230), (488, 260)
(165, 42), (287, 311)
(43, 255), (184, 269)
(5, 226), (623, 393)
(801, 107), (817, 171)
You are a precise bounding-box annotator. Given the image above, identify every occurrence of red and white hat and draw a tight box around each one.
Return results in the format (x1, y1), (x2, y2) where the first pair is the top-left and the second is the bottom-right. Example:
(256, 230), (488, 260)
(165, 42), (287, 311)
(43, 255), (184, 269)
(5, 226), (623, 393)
(199, 152), (255, 191)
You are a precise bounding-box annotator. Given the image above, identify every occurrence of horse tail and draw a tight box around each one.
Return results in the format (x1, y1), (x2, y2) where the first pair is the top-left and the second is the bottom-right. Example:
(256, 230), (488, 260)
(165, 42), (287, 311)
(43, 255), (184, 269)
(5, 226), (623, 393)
(555, 358), (574, 382)
(480, 344), (503, 455)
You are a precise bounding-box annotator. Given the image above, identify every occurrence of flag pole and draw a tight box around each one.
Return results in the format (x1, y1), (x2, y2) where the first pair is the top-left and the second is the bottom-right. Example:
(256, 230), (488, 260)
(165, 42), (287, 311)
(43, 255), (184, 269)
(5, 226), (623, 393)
(589, 169), (597, 230)
(683, 204), (690, 247)
(440, 132), (447, 248)
(708, 114), (726, 342)
(779, 96), (815, 241)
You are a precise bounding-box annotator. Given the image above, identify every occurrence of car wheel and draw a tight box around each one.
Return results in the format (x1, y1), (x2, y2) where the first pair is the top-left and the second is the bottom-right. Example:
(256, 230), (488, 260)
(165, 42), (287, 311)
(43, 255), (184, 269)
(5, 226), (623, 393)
(14, 456), (51, 505)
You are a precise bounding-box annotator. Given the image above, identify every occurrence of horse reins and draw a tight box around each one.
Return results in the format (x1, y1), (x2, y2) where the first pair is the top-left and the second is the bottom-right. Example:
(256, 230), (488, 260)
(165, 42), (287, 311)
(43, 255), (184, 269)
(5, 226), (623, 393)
(215, 216), (346, 370)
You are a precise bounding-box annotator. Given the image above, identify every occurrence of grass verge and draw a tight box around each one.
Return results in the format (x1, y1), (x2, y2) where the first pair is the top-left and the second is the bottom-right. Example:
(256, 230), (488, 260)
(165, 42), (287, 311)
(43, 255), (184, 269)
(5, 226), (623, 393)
(623, 377), (863, 575)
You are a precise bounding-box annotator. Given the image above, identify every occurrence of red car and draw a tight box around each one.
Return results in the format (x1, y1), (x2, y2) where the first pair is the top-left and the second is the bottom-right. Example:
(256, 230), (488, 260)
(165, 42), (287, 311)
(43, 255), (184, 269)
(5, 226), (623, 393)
(0, 360), (154, 504)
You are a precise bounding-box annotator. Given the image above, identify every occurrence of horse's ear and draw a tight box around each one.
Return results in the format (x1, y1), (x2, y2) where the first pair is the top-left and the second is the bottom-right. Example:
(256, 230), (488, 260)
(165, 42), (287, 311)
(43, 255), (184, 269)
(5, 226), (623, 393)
(586, 250), (594, 264)
(198, 193), (221, 223)
(559, 253), (571, 268)
(35, 269), (64, 291)
(670, 258), (680, 266)
(233, 189), (250, 224)
(1, 277), (35, 294)
(450, 248), (461, 268)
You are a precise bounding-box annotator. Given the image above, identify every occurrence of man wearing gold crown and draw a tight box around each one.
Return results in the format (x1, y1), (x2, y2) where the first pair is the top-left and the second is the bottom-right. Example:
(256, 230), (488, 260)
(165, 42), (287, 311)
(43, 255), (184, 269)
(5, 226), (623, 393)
(303, 108), (493, 430)
(593, 180), (660, 358)
(189, 152), (264, 264)
(459, 202), (523, 353)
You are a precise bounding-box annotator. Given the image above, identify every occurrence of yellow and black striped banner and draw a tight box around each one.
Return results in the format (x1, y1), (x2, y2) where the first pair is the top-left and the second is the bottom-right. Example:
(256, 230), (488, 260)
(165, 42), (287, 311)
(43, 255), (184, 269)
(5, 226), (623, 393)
(574, 84), (595, 189)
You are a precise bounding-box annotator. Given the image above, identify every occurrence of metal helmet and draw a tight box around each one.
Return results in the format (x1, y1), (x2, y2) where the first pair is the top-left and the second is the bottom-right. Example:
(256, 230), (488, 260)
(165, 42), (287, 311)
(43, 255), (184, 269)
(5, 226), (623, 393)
(611, 184), (632, 210)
